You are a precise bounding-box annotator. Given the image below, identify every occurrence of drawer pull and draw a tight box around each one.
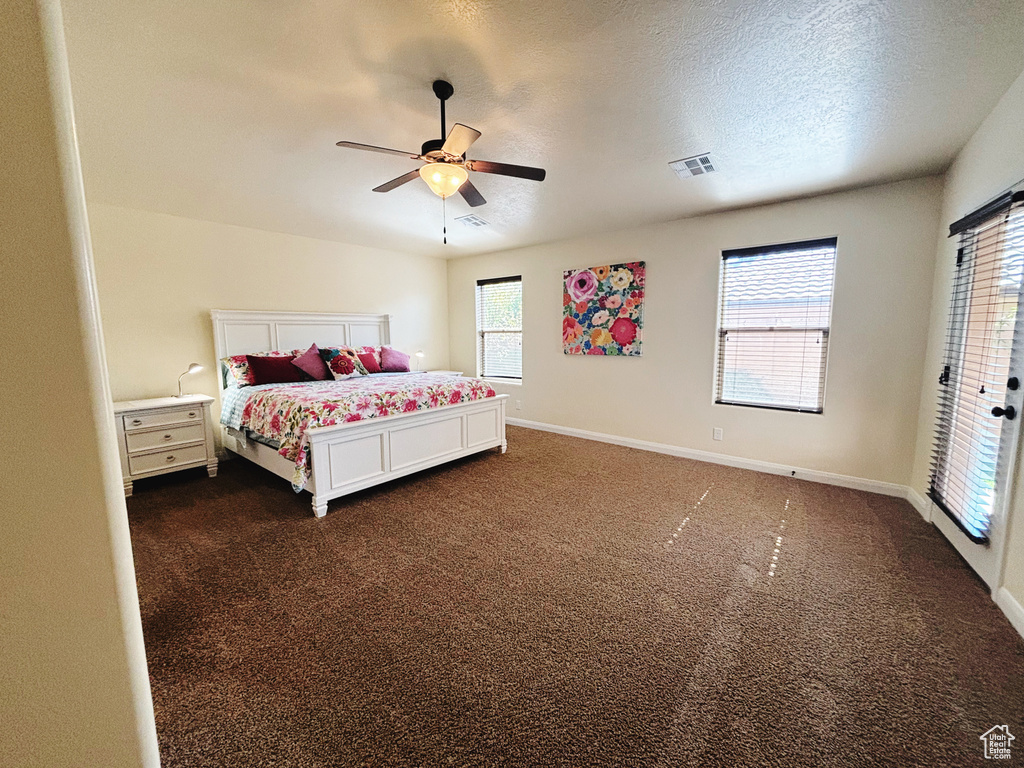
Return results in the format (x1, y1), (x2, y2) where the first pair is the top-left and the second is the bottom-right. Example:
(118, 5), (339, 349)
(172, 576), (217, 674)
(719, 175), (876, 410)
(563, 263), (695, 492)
(132, 418), (142, 425)
(188, 412), (197, 417)
(163, 434), (173, 441)
(166, 455), (175, 462)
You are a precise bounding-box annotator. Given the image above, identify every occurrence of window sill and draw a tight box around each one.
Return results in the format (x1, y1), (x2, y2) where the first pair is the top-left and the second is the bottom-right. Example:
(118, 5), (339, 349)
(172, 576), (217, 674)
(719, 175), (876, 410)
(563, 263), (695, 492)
(480, 378), (522, 387)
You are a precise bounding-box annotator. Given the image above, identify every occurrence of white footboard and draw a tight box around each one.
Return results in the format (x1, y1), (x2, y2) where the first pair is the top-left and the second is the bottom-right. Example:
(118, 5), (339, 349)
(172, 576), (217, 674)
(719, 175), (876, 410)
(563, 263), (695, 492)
(306, 395), (508, 517)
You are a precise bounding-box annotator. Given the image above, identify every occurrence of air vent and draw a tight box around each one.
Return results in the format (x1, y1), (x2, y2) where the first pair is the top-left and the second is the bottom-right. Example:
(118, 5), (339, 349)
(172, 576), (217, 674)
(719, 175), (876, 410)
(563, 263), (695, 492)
(669, 153), (717, 179)
(455, 213), (489, 228)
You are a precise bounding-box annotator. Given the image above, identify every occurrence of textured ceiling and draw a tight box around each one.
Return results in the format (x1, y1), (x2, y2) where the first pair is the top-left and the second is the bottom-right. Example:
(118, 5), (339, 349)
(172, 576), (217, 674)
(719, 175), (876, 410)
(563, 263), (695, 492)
(62, 0), (1024, 258)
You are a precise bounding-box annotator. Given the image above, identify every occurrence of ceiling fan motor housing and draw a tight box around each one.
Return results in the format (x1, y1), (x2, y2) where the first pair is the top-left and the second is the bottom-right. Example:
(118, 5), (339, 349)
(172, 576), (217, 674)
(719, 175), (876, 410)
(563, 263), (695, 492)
(420, 138), (446, 157)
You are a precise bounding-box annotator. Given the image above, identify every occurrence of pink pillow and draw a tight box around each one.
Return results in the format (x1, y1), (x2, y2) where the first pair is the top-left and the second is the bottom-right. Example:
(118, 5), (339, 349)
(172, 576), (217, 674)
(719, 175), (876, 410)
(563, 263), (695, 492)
(357, 351), (382, 374)
(380, 346), (411, 372)
(292, 344), (331, 380)
(246, 355), (303, 385)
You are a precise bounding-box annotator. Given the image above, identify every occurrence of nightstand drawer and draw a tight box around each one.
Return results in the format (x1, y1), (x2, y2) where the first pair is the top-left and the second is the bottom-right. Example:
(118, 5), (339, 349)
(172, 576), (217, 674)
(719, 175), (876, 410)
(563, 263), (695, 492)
(126, 423), (205, 453)
(124, 407), (202, 431)
(128, 443), (207, 475)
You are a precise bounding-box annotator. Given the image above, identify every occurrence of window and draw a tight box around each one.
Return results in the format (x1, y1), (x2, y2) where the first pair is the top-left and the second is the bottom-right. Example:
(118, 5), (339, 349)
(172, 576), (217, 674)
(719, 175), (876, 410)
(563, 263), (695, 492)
(929, 191), (1024, 544)
(715, 238), (838, 412)
(476, 276), (522, 379)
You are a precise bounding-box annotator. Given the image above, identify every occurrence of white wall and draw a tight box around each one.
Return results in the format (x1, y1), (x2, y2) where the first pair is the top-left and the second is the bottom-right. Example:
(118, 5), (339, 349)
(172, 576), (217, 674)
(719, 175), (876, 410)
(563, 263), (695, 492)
(910, 67), (1024, 612)
(88, 204), (450, 411)
(449, 176), (943, 487)
(0, 0), (156, 764)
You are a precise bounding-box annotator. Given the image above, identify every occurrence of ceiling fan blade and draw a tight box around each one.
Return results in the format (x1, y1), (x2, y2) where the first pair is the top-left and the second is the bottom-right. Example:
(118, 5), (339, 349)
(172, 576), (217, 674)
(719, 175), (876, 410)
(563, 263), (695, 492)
(441, 123), (481, 157)
(467, 159), (546, 182)
(336, 141), (420, 160)
(459, 179), (486, 208)
(372, 169), (421, 193)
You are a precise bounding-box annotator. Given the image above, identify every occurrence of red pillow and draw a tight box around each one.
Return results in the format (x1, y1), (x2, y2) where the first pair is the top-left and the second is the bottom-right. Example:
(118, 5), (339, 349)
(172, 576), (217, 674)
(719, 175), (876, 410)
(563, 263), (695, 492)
(246, 354), (303, 385)
(380, 346), (411, 372)
(292, 344), (331, 380)
(357, 350), (382, 374)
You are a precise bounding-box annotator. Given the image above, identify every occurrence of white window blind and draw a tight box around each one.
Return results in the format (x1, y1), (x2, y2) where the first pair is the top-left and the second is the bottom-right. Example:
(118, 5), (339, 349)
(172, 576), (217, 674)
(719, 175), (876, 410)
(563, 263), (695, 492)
(929, 193), (1024, 544)
(715, 238), (838, 413)
(476, 276), (522, 379)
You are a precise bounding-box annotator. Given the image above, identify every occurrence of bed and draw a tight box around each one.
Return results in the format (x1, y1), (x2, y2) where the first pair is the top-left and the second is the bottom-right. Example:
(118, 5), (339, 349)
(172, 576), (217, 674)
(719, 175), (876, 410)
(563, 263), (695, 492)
(211, 310), (508, 517)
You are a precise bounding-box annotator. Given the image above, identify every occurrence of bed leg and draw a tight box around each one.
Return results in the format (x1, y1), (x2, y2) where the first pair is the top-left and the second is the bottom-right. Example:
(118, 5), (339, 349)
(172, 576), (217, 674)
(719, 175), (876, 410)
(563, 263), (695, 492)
(312, 499), (328, 518)
(500, 440), (507, 454)
(207, 461), (218, 478)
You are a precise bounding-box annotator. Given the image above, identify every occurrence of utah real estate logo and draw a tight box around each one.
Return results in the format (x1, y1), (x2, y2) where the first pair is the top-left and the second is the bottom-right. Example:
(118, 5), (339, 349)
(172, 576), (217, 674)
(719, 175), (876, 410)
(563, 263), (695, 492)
(980, 725), (1015, 760)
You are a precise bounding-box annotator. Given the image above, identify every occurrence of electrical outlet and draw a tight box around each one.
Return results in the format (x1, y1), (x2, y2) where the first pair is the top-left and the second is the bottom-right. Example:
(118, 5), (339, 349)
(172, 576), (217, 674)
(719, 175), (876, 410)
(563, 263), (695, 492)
(516, 400), (522, 410)
(713, 427), (723, 441)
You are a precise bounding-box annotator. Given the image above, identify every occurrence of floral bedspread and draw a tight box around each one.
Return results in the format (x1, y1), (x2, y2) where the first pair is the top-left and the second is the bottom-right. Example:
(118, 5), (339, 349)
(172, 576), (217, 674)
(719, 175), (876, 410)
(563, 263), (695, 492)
(224, 374), (497, 491)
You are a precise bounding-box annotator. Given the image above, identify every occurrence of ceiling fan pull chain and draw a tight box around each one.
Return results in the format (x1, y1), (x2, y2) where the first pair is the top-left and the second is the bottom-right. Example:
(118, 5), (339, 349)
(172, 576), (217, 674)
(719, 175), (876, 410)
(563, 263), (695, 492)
(443, 196), (447, 245)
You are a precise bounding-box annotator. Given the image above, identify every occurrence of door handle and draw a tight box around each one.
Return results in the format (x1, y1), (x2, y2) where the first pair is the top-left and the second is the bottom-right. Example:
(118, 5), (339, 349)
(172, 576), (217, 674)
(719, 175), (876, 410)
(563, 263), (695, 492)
(992, 405), (1016, 420)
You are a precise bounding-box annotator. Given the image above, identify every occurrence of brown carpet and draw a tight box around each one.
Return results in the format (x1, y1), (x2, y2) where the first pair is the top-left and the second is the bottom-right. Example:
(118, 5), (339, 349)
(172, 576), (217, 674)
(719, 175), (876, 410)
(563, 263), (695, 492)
(128, 426), (1024, 767)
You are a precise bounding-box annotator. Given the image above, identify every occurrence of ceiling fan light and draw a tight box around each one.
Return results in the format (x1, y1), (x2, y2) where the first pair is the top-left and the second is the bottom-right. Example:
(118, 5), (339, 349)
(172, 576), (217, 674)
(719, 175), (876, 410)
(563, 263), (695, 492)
(419, 162), (468, 199)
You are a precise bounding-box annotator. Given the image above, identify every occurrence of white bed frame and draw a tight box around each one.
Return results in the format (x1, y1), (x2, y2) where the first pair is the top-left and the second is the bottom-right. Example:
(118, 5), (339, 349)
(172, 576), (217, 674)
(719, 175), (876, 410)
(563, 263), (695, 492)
(211, 310), (507, 517)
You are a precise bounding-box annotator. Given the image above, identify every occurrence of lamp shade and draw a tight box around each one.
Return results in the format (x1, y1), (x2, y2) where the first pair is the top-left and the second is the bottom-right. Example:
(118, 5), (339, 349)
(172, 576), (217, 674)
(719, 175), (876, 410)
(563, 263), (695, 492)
(419, 162), (468, 199)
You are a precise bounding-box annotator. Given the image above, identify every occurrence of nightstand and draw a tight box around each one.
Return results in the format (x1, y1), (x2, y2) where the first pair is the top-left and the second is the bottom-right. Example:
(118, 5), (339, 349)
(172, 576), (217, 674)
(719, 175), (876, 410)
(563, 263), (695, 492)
(113, 395), (218, 497)
(427, 370), (464, 376)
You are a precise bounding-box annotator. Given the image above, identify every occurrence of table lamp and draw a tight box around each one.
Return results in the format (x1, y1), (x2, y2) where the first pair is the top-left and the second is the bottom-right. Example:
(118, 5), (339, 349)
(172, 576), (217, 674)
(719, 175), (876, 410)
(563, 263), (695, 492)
(177, 362), (203, 397)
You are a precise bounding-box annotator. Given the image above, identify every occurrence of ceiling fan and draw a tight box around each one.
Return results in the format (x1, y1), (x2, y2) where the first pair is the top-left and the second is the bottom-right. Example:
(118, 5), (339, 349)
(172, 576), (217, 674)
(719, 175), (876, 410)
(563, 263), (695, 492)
(335, 80), (546, 209)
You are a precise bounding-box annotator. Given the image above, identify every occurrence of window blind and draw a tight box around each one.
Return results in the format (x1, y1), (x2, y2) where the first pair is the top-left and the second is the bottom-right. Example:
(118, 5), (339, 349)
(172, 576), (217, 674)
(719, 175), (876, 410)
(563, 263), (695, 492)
(476, 276), (522, 379)
(715, 238), (837, 413)
(929, 194), (1024, 544)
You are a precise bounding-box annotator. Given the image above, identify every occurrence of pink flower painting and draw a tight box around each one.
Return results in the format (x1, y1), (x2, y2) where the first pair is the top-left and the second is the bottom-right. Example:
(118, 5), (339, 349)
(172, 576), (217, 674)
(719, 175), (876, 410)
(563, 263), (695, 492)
(562, 261), (645, 356)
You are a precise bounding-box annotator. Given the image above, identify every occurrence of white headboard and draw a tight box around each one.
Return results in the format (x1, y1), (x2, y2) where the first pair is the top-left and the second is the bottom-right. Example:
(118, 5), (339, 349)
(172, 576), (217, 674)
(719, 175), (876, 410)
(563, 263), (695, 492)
(211, 309), (391, 389)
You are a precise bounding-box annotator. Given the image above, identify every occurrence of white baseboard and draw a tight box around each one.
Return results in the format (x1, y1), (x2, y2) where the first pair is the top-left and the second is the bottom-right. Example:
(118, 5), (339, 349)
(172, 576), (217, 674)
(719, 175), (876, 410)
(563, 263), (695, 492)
(994, 587), (1024, 640)
(904, 487), (932, 522)
(506, 418), (907, 498)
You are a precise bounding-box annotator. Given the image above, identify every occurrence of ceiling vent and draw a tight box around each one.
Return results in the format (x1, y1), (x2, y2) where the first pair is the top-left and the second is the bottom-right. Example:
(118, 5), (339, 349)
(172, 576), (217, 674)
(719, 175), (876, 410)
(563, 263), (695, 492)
(455, 213), (489, 228)
(669, 153), (717, 179)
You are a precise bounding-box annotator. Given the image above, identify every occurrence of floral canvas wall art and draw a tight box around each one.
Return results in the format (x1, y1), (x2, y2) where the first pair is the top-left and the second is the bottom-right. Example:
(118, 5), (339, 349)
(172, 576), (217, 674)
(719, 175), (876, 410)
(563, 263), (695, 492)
(562, 261), (645, 355)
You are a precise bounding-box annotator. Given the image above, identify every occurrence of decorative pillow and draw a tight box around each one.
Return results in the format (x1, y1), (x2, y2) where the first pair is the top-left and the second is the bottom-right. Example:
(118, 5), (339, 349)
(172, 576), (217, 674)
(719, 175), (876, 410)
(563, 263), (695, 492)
(246, 354), (303, 385)
(221, 350), (301, 386)
(292, 344), (331, 381)
(319, 346), (369, 380)
(357, 349), (382, 374)
(380, 346), (411, 373)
